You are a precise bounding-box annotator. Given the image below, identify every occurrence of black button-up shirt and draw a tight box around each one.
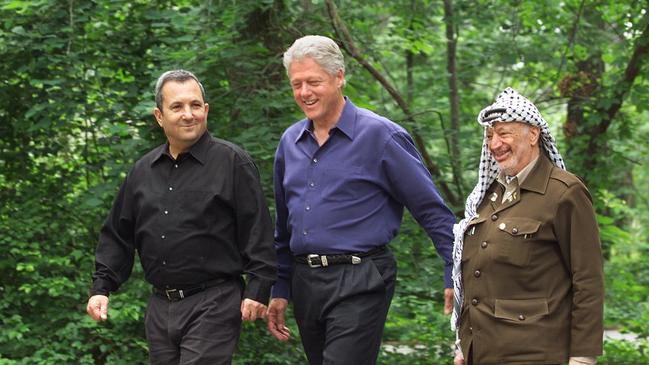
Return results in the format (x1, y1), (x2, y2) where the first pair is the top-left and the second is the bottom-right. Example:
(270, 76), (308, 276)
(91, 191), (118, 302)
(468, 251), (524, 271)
(91, 132), (277, 304)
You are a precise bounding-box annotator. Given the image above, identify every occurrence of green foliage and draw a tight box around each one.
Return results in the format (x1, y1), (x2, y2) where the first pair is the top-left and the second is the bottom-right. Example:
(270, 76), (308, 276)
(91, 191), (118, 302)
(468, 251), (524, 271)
(1, 0), (648, 363)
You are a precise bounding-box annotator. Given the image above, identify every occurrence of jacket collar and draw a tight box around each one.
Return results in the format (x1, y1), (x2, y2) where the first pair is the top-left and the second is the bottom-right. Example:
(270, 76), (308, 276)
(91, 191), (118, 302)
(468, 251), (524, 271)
(519, 153), (552, 194)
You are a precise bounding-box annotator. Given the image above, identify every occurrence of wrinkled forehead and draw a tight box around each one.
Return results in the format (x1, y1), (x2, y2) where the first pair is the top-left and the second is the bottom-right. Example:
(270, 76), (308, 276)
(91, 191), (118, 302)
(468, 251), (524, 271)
(485, 121), (536, 134)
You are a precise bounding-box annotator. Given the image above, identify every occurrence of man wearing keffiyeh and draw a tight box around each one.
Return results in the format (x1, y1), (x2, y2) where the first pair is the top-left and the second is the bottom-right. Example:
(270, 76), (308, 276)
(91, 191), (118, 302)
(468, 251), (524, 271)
(452, 88), (604, 365)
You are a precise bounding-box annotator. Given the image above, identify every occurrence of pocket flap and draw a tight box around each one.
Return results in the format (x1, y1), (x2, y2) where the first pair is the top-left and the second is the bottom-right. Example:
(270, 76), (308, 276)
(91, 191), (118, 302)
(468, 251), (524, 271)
(498, 218), (541, 236)
(494, 298), (549, 321)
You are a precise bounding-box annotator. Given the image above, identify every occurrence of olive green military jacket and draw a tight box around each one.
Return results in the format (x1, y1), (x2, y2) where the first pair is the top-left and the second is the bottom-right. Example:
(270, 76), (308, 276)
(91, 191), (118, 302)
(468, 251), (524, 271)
(458, 155), (604, 365)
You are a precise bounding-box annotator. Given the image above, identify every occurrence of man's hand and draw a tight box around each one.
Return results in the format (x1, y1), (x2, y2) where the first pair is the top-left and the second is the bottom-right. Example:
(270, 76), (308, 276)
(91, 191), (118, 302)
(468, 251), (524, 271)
(86, 295), (109, 321)
(241, 298), (267, 321)
(444, 288), (453, 315)
(266, 298), (290, 341)
(569, 357), (597, 365)
(453, 348), (465, 365)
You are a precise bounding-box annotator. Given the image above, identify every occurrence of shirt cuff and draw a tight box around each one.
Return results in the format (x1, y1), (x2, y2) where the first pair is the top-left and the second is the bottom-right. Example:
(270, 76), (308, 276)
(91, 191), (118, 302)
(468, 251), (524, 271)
(271, 278), (290, 299)
(444, 263), (452, 288)
(243, 278), (273, 305)
(90, 278), (113, 297)
(570, 357), (597, 365)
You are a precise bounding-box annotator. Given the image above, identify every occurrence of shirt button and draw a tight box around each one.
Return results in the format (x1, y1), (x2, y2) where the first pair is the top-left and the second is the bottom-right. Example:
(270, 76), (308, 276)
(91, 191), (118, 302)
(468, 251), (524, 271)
(481, 241), (488, 248)
(312, 158), (318, 163)
(174, 164), (178, 168)
(471, 298), (479, 306)
(491, 214), (498, 221)
(169, 186), (173, 191)
(474, 270), (481, 278)
(162, 260), (167, 265)
(499, 223), (506, 230)
(512, 227), (519, 234)
(164, 210), (169, 215)
(518, 314), (526, 321)
(302, 230), (308, 235)
(305, 205), (311, 211)
(309, 182), (315, 187)
(161, 235), (166, 239)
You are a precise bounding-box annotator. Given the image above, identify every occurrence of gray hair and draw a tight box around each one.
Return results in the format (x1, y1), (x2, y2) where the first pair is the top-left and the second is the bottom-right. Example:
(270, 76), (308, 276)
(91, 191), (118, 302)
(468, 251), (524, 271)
(154, 69), (206, 112)
(283, 35), (346, 84)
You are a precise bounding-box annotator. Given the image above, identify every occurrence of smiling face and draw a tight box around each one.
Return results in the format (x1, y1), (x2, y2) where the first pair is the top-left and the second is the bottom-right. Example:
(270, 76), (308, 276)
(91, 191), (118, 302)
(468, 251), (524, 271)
(153, 79), (208, 158)
(288, 57), (345, 126)
(486, 121), (540, 176)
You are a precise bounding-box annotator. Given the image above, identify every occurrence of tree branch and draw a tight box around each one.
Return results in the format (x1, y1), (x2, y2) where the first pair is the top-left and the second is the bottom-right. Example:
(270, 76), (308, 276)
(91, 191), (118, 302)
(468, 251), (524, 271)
(584, 15), (649, 167)
(324, 0), (460, 208)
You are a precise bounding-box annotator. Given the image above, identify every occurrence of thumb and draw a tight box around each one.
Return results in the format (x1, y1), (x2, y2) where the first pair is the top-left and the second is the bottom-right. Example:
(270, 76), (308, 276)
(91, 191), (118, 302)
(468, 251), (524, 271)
(99, 298), (109, 320)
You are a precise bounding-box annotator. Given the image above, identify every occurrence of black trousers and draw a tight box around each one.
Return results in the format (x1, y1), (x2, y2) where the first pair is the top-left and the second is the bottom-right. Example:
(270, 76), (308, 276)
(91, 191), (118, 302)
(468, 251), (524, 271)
(144, 280), (242, 365)
(292, 248), (397, 365)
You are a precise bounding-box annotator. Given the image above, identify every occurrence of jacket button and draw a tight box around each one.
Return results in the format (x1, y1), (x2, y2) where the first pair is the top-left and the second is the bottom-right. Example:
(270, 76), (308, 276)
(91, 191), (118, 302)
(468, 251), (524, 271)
(491, 214), (498, 221)
(474, 270), (481, 278)
(518, 314), (526, 321)
(471, 298), (479, 305)
(481, 241), (488, 248)
(512, 227), (519, 234)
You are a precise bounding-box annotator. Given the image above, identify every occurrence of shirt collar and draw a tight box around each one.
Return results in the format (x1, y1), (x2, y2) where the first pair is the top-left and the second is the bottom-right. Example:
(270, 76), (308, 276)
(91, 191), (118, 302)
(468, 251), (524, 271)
(151, 131), (210, 166)
(497, 155), (539, 187)
(294, 97), (357, 143)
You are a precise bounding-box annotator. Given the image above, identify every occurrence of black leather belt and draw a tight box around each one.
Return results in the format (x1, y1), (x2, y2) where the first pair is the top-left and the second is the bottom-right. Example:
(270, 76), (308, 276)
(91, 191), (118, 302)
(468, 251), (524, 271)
(294, 245), (386, 268)
(153, 278), (229, 301)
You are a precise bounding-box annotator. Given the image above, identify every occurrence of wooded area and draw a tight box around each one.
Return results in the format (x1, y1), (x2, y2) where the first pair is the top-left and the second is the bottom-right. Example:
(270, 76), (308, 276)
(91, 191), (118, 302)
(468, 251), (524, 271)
(1, 0), (648, 364)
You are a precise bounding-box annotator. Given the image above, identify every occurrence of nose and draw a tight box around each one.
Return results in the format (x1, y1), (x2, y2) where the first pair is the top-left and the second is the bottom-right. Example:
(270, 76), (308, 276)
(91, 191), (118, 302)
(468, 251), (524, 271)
(181, 105), (193, 120)
(298, 83), (311, 98)
(489, 133), (502, 150)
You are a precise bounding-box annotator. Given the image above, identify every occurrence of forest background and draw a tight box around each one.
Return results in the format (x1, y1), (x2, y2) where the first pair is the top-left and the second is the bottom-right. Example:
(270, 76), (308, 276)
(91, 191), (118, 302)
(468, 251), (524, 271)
(1, 0), (648, 364)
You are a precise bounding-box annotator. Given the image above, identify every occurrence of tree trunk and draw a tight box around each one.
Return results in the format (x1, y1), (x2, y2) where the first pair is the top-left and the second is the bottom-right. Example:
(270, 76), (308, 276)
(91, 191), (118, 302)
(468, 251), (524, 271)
(443, 0), (464, 199)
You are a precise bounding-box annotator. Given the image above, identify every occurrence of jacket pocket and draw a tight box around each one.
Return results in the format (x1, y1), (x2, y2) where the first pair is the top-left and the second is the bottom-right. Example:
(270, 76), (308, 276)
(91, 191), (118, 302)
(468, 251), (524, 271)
(461, 217), (487, 263)
(492, 217), (541, 266)
(494, 298), (549, 322)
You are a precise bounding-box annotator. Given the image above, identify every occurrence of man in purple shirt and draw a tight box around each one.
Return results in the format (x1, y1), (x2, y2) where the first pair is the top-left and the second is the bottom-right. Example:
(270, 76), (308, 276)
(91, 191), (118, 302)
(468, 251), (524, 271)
(266, 35), (455, 365)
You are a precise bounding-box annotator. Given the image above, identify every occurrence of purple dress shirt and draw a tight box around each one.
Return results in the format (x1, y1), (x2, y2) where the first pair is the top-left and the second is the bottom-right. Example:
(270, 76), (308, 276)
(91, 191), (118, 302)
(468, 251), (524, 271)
(272, 99), (455, 298)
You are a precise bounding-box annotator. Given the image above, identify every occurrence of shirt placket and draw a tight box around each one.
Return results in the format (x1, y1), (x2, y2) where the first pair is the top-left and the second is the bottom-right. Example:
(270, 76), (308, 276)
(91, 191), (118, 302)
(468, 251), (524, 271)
(302, 151), (320, 247)
(159, 159), (180, 285)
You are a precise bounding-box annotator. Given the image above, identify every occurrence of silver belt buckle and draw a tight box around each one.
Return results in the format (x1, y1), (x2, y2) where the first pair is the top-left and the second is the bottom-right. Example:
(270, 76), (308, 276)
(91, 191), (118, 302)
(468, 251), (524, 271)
(165, 288), (185, 300)
(307, 254), (322, 268)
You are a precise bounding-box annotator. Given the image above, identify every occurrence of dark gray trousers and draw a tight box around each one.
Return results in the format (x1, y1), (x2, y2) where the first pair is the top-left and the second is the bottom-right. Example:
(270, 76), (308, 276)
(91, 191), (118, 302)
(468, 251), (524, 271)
(292, 248), (397, 365)
(144, 280), (242, 365)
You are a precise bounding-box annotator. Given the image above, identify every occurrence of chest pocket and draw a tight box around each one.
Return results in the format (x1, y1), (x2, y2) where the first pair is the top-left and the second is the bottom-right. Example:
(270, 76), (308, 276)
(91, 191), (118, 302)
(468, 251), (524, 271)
(492, 217), (541, 267)
(462, 216), (487, 263)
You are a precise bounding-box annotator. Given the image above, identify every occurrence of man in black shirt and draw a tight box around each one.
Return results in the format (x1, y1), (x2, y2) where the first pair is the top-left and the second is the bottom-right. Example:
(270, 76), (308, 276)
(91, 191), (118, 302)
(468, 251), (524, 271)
(86, 69), (277, 364)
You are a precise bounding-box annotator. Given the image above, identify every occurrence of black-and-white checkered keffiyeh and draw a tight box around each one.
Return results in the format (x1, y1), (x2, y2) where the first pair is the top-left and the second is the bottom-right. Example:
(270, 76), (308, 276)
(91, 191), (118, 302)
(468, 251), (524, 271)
(450, 87), (566, 330)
